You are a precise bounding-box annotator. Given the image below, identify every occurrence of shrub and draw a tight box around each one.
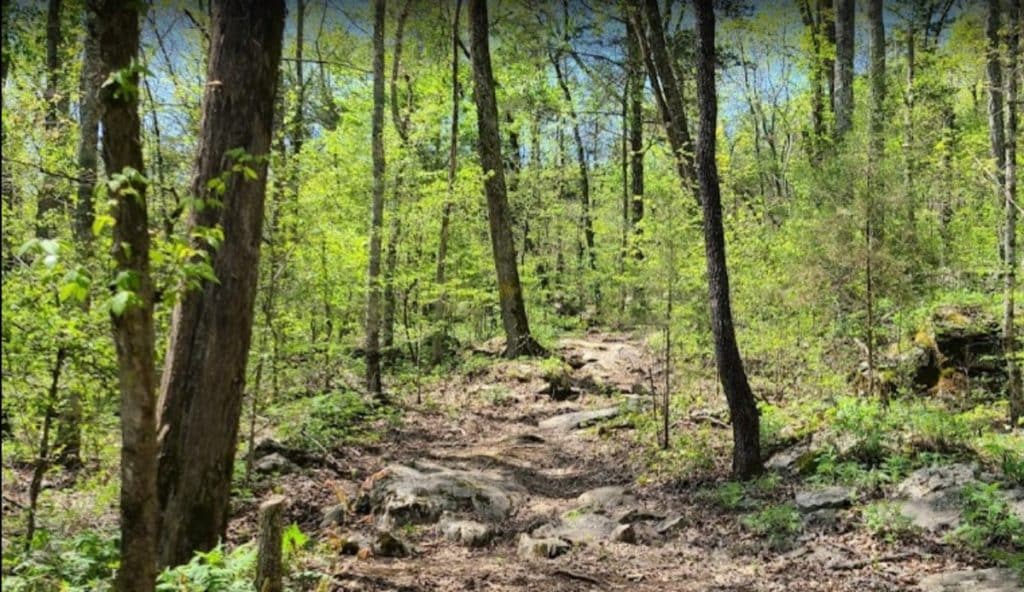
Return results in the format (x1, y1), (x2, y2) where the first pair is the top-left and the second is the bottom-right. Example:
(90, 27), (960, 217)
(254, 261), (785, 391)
(862, 501), (917, 543)
(741, 504), (801, 549)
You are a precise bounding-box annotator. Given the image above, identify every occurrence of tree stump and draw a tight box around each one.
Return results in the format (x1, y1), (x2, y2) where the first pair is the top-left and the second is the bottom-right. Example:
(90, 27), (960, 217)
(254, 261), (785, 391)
(256, 495), (286, 592)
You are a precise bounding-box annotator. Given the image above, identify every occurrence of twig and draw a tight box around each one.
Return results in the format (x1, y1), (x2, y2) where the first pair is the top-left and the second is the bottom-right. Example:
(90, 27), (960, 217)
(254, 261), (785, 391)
(551, 568), (607, 588)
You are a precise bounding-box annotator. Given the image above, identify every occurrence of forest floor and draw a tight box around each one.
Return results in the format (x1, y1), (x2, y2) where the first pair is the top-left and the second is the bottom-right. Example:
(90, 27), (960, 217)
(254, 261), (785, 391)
(233, 331), (1019, 592)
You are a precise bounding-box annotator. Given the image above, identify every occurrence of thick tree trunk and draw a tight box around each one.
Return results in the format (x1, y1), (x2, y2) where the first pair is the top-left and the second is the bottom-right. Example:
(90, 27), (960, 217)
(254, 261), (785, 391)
(693, 0), (763, 480)
(36, 0), (65, 237)
(833, 0), (855, 141)
(1003, 0), (1022, 425)
(90, 1), (159, 587)
(155, 0), (285, 568)
(797, 0), (826, 163)
(432, 0), (461, 366)
(467, 0), (544, 358)
(364, 0), (386, 397)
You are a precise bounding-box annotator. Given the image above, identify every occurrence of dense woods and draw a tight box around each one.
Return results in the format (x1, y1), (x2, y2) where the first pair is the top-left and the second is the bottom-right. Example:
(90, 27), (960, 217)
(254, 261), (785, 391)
(1, 1), (1021, 590)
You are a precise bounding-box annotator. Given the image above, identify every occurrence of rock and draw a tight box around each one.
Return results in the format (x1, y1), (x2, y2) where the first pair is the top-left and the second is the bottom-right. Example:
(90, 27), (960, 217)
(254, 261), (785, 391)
(655, 514), (687, 536)
(517, 533), (571, 559)
(254, 453), (297, 475)
(320, 504), (346, 529)
(576, 486), (635, 511)
(339, 533), (372, 556)
(534, 512), (619, 545)
(917, 568), (1022, 592)
(894, 464), (977, 532)
(613, 507), (666, 524)
(538, 407), (621, 431)
(365, 462), (525, 529)
(373, 532), (410, 558)
(439, 518), (492, 548)
(610, 523), (637, 544)
(794, 486), (855, 512)
(766, 443), (818, 475)
(801, 509), (841, 532)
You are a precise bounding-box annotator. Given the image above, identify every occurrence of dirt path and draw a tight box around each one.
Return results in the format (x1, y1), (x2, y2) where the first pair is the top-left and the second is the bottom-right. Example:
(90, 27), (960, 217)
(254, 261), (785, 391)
(240, 332), (1013, 592)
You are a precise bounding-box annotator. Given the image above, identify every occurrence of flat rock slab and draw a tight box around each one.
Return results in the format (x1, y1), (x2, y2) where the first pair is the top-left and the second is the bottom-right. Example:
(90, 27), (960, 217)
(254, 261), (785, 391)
(365, 462), (525, 529)
(538, 407), (621, 431)
(576, 486), (636, 511)
(439, 517), (493, 548)
(918, 568), (1022, 592)
(795, 486), (855, 512)
(894, 464), (976, 532)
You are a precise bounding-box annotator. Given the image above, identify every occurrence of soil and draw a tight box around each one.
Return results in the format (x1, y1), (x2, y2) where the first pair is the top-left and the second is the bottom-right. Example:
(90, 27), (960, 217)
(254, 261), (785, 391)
(233, 332), (1005, 592)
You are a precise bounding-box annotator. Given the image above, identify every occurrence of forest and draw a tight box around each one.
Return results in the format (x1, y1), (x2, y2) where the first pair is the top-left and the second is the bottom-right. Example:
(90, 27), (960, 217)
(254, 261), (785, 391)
(0, 0), (1022, 590)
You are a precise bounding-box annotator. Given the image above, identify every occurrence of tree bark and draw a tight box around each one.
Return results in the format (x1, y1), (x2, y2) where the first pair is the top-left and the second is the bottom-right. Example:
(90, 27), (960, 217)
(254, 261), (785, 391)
(1003, 0), (1022, 425)
(155, 0), (285, 568)
(255, 496), (285, 592)
(36, 0), (66, 237)
(866, 0), (885, 402)
(628, 18), (645, 246)
(73, 5), (101, 243)
(364, 0), (386, 397)
(693, 0), (763, 480)
(797, 0), (827, 163)
(467, 0), (544, 358)
(633, 0), (696, 195)
(432, 0), (462, 366)
(90, 1), (159, 587)
(833, 0), (855, 141)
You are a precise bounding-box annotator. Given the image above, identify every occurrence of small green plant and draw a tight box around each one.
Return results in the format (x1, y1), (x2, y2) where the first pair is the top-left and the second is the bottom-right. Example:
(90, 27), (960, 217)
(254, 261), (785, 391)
(741, 503), (802, 549)
(712, 481), (746, 510)
(862, 501), (917, 543)
(278, 390), (397, 449)
(950, 483), (1024, 552)
(282, 523), (309, 566)
(156, 543), (256, 592)
(4, 531), (119, 592)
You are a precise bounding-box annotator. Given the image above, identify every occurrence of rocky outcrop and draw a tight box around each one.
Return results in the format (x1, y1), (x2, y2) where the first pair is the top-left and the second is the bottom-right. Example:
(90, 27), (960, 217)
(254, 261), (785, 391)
(538, 407), (622, 431)
(362, 462), (525, 530)
(917, 568), (1022, 592)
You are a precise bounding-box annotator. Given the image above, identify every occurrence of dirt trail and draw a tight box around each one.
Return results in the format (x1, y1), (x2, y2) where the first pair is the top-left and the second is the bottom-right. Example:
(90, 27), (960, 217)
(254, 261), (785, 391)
(241, 332), (1008, 592)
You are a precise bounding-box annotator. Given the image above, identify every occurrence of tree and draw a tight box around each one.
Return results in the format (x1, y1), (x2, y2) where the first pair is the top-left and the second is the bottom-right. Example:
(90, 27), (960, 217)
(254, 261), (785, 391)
(156, 0), (285, 567)
(89, 0), (158, 587)
(467, 0), (544, 357)
(35, 0), (66, 237)
(693, 0), (763, 479)
(865, 0), (885, 402)
(993, 0), (1022, 425)
(833, 0), (855, 141)
(432, 0), (462, 366)
(627, 18), (644, 247)
(364, 0), (386, 397)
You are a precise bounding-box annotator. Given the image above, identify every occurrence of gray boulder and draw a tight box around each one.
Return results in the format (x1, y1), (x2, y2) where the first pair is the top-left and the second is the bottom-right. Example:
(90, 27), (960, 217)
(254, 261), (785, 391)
(538, 407), (621, 431)
(254, 453), (297, 475)
(439, 517), (493, 548)
(366, 462), (525, 529)
(576, 486), (636, 511)
(894, 464), (976, 532)
(517, 534), (571, 559)
(795, 486), (856, 512)
(917, 568), (1022, 592)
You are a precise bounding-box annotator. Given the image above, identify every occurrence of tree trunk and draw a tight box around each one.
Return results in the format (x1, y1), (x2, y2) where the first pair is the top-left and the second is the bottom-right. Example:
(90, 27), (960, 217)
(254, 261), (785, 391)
(90, 1), (159, 587)
(364, 0), (386, 397)
(293, 0), (305, 155)
(833, 0), (855, 141)
(627, 18), (644, 253)
(73, 5), (101, 243)
(432, 0), (462, 366)
(693, 0), (763, 480)
(797, 0), (826, 163)
(36, 0), (65, 237)
(633, 0), (696, 194)
(866, 0), (885, 402)
(255, 496), (285, 592)
(1003, 0), (1022, 425)
(904, 21), (917, 225)
(467, 0), (544, 358)
(382, 0), (413, 354)
(155, 0), (285, 568)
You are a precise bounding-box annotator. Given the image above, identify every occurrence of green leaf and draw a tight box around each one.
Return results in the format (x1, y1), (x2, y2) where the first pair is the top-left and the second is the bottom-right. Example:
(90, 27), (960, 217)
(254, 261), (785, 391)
(109, 291), (133, 316)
